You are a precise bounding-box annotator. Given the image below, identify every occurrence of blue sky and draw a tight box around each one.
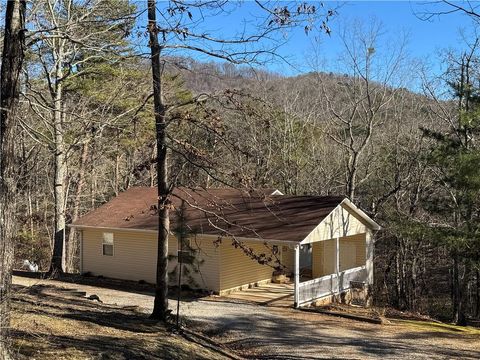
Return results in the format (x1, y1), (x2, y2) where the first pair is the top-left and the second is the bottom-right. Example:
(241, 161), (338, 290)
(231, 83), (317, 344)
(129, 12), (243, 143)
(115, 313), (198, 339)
(261, 1), (476, 75)
(141, 1), (477, 78)
(312, 1), (474, 73)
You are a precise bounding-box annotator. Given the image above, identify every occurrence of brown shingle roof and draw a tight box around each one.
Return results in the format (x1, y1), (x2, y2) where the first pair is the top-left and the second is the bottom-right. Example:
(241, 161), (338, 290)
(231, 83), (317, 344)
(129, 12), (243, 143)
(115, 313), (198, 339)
(72, 187), (345, 243)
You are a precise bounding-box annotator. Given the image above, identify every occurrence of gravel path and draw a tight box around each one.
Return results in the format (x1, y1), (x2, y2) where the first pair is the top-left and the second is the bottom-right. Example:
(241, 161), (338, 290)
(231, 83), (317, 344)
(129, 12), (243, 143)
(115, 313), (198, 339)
(13, 276), (480, 359)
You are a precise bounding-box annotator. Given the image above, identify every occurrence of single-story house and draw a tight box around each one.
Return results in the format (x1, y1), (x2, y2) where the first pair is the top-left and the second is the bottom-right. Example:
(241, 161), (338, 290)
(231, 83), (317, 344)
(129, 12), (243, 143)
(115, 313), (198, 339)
(71, 187), (380, 307)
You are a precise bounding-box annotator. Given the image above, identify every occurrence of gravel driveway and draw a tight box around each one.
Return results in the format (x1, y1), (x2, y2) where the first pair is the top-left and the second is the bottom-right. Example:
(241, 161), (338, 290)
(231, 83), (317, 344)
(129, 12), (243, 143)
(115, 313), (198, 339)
(13, 276), (480, 359)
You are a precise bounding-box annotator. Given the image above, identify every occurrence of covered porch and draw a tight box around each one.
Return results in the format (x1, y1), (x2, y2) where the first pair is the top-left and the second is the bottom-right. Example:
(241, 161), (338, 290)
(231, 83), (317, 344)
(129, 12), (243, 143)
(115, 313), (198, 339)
(224, 233), (372, 309)
(291, 232), (373, 307)
(219, 234), (369, 308)
(222, 198), (379, 308)
(281, 199), (378, 308)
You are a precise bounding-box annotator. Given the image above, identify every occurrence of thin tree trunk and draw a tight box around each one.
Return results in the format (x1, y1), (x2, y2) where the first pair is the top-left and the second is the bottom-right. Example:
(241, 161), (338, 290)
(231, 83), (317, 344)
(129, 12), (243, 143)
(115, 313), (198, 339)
(476, 269), (480, 318)
(455, 260), (469, 326)
(90, 138), (96, 208)
(148, 0), (170, 321)
(347, 152), (359, 201)
(452, 253), (459, 320)
(27, 188), (34, 239)
(150, 143), (156, 187)
(114, 130), (119, 195)
(0, 1), (26, 357)
(411, 250), (418, 311)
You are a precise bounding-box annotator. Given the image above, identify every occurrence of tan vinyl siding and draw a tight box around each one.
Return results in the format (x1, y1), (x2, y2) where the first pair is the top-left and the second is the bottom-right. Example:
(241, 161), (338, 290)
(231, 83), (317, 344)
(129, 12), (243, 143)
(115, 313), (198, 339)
(311, 234), (367, 277)
(281, 246), (295, 274)
(219, 240), (274, 292)
(302, 204), (369, 244)
(185, 236), (220, 292)
(339, 233), (366, 271)
(82, 228), (162, 283)
(81, 229), (221, 291)
(312, 241), (322, 278)
(312, 239), (336, 278)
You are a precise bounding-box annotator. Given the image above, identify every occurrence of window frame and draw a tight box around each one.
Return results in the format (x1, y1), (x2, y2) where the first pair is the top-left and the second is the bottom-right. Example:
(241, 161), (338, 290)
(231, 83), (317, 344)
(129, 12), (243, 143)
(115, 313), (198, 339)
(102, 232), (114, 256)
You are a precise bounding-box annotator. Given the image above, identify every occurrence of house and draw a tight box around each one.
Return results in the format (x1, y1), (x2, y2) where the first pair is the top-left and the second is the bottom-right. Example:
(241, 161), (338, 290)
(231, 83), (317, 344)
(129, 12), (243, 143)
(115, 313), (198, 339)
(71, 187), (380, 307)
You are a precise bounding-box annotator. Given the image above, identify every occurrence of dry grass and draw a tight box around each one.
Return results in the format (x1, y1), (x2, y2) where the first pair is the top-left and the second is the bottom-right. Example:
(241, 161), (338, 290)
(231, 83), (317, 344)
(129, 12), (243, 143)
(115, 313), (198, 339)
(393, 319), (480, 336)
(9, 284), (229, 360)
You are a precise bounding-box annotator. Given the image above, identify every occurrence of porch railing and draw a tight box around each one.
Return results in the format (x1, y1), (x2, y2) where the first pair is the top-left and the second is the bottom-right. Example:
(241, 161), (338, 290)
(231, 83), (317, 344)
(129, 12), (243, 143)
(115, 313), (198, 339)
(297, 265), (367, 306)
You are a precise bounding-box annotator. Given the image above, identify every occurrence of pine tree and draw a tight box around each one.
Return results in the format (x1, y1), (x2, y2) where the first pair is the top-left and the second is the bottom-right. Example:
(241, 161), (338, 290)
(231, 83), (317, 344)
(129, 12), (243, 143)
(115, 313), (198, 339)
(421, 47), (480, 325)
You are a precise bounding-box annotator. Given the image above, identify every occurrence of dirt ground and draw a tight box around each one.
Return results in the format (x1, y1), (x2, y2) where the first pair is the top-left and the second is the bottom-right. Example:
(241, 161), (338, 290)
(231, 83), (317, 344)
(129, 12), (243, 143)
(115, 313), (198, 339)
(9, 281), (231, 360)
(12, 275), (480, 359)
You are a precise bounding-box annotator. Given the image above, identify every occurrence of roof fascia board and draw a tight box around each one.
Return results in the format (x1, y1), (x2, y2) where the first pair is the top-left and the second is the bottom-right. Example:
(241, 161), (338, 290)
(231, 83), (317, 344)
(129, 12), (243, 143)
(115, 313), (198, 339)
(70, 224), (299, 245)
(298, 199), (381, 245)
(69, 224), (158, 234)
(340, 199), (381, 231)
(197, 233), (299, 245)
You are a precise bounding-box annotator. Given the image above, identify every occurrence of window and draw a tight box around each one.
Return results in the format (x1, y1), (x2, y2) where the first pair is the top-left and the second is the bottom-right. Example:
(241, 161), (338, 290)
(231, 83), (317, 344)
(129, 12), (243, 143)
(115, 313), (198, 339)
(102, 232), (114, 256)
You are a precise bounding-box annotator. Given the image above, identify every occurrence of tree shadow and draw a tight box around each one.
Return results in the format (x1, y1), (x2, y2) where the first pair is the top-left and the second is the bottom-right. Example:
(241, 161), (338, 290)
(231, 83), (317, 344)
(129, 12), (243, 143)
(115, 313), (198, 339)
(187, 308), (480, 359)
(13, 284), (162, 334)
(11, 284), (224, 360)
(11, 329), (196, 360)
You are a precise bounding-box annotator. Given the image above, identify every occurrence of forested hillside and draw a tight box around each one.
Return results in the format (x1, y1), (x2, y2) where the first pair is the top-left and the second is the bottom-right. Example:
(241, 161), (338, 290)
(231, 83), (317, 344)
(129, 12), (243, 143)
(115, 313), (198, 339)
(0, 4), (479, 355)
(13, 50), (475, 323)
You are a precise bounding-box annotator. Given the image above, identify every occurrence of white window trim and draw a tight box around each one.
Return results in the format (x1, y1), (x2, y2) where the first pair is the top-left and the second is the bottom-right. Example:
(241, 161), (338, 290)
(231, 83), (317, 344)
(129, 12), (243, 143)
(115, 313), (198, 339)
(102, 232), (114, 256)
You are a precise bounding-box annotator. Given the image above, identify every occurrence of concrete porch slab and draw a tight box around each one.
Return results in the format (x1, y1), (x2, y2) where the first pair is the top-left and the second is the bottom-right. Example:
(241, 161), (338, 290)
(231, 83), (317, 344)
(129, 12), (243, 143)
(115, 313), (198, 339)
(220, 283), (294, 307)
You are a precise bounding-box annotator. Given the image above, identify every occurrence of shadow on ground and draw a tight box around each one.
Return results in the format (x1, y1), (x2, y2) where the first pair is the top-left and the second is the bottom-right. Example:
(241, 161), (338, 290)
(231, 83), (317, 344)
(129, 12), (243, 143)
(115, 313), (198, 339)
(10, 284), (228, 360)
(186, 301), (480, 359)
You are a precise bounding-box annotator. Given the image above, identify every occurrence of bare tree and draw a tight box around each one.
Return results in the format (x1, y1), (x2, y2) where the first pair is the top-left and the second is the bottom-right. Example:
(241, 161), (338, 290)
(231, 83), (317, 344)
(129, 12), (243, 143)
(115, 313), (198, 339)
(145, 0), (336, 321)
(322, 21), (409, 201)
(416, 0), (480, 23)
(24, 0), (135, 273)
(0, 0), (26, 357)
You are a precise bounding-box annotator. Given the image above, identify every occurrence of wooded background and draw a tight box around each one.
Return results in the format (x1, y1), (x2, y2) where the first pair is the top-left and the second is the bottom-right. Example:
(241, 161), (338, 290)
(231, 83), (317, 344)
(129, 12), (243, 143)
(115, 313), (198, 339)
(0, 0), (479, 333)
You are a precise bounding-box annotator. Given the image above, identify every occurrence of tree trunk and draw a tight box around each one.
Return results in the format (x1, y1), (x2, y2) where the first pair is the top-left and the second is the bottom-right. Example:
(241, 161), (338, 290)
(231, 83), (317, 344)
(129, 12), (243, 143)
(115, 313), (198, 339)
(0, 1), (26, 357)
(476, 269), (480, 318)
(50, 58), (67, 274)
(148, 0), (170, 321)
(347, 152), (359, 201)
(455, 260), (469, 326)
(66, 139), (90, 272)
(452, 253), (459, 320)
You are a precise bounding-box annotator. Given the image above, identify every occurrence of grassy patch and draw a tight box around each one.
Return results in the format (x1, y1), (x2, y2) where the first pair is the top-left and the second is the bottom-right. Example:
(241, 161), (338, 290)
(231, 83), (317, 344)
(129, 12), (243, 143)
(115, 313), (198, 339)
(393, 319), (480, 336)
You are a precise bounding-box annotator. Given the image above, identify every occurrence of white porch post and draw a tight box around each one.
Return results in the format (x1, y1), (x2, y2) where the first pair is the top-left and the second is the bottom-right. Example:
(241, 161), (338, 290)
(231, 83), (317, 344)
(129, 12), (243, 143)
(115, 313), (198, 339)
(366, 231), (374, 285)
(294, 244), (300, 308)
(335, 237), (340, 292)
(335, 237), (340, 273)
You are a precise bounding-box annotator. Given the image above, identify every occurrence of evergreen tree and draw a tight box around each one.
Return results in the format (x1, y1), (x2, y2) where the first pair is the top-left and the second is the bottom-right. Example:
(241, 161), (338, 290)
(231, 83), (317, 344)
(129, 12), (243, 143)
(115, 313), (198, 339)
(421, 45), (480, 325)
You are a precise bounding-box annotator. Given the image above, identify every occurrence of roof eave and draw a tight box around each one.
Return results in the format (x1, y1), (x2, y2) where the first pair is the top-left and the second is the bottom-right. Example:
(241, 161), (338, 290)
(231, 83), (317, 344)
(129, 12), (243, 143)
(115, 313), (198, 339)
(341, 198), (381, 231)
(69, 224), (158, 233)
(69, 224), (301, 245)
